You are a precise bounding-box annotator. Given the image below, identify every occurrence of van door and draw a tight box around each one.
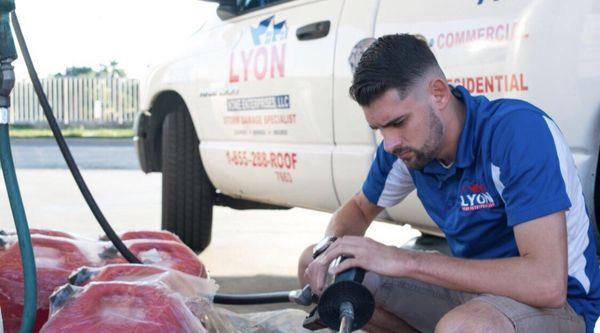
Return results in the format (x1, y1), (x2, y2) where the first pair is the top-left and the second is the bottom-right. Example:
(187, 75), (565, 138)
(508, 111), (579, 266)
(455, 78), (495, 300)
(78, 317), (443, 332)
(194, 0), (344, 211)
(331, 0), (379, 205)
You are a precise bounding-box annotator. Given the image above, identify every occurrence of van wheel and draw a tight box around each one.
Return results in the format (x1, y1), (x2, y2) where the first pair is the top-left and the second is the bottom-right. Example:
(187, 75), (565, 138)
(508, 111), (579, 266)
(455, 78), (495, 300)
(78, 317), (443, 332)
(161, 106), (214, 253)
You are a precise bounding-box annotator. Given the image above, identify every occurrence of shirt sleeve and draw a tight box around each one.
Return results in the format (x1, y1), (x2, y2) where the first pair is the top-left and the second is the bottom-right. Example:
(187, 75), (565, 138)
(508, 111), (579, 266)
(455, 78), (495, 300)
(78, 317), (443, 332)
(362, 142), (415, 207)
(490, 110), (571, 227)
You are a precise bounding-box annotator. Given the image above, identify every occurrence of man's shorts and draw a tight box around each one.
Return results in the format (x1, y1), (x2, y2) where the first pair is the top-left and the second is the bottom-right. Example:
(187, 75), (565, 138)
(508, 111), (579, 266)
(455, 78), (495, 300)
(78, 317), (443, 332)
(363, 272), (585, 333)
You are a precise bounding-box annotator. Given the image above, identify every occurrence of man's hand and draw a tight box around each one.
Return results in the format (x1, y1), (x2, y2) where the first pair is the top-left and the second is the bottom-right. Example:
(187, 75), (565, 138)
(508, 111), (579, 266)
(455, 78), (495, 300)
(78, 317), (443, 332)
(303, 249), (331, 295)
(304, 236), (413, 294)
(325, 236), (413, 276)
(299, 192), (383, 292)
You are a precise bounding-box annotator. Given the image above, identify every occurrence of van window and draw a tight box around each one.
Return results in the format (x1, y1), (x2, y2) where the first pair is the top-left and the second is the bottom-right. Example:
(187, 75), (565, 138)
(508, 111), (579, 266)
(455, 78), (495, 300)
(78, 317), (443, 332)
(241, 0), (289, 12)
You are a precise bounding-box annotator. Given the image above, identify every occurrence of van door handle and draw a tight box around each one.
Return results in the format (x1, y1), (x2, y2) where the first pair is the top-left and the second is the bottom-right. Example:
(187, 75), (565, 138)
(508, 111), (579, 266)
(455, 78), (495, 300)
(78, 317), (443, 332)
(296, 20), (330, 41)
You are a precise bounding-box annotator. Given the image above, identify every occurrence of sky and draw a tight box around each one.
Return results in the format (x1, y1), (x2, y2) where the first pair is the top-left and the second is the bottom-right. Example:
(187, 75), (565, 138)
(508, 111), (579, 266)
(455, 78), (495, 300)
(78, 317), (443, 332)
(10, 0), (217, 80)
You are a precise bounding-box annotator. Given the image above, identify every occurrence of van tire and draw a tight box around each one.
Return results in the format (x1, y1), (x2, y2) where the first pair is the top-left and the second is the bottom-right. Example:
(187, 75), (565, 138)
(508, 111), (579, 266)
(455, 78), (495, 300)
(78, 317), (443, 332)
(161, 106), (214, 253)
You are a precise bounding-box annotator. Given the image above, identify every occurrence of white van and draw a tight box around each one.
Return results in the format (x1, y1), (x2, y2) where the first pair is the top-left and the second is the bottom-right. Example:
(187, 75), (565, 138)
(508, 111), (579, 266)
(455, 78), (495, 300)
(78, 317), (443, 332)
(134, 0), (600, 252)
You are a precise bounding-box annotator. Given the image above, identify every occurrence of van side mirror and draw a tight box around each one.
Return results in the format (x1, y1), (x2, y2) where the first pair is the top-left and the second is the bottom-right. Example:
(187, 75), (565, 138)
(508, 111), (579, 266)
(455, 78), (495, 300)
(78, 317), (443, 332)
(216, 4), (239, 20)
(201, 0), (240, 20)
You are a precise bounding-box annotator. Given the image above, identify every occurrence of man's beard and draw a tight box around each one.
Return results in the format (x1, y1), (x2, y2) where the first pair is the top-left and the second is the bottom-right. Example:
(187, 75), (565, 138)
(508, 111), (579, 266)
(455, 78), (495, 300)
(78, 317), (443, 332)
(395, 107), (443, 170)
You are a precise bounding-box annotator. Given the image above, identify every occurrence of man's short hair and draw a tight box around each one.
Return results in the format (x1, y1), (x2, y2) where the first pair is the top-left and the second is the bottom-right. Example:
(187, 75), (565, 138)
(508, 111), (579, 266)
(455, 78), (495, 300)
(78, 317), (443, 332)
(349, 34), (441, 106)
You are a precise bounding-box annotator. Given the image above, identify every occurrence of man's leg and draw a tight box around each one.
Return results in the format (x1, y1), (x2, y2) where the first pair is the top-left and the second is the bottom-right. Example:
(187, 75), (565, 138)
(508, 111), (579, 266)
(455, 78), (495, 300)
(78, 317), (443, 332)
(362, 306), (420, 333)
(362, 273), (475, 333)
(435, 294), (586, 333)
(434, 300), (514, 333)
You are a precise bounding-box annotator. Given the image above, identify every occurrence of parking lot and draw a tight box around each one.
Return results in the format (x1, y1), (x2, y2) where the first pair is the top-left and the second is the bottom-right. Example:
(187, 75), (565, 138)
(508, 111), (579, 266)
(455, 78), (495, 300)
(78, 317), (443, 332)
(0, 138), (420, 314)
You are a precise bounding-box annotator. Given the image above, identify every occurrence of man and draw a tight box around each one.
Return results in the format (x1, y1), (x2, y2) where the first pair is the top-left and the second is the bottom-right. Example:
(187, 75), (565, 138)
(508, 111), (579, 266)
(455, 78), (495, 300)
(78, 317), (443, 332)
(298, 34), (600, 333)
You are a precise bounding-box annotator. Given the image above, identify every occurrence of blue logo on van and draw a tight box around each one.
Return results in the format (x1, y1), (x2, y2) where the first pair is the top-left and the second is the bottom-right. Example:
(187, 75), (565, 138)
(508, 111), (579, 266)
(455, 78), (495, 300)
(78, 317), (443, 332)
(477, 0), (499, 4)
(251, 16), (288, 46)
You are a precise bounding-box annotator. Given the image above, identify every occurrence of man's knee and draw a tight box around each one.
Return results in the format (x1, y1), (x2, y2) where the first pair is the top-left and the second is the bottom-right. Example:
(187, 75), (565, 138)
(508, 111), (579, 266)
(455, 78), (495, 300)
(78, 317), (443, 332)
(435, 300), (514, 333)
(364, 306), (419, 333)
(297, 244), (315, 286)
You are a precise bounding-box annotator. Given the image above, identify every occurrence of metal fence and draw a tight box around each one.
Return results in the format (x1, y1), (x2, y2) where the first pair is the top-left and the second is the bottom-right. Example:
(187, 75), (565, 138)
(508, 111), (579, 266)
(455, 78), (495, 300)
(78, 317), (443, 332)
(10, 77), (139, 126)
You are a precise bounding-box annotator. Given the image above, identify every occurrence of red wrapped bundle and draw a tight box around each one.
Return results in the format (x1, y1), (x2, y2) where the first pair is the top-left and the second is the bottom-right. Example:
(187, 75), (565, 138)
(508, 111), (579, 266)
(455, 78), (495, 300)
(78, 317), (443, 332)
(1, 229), (74, 243)
(70, 264), (169, 286)
(0, 229), (208, 331)
(0, 235), (93, 333)
(26, 229), (75, 239)
(67, 264), (217, 312)
(119, 230), (183, 243)
(103, 239), (207, 277)
(40, 282), (207, 333)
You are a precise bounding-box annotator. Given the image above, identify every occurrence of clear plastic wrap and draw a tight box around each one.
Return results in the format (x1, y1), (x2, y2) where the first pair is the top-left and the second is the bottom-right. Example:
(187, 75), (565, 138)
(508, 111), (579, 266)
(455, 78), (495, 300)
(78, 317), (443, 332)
(0, 229), (207, 332)
(3, 229), (76, 240)
(0, 233), (102, 333)
(52, 262), (319, 333)
(118, 230), (183, 243)
(204, 307), (327, 333)
(68, 264), (217, 316)
(41, 282), (209, 333)
(101, 239), (207, 277)
(42, 263), (217, 332)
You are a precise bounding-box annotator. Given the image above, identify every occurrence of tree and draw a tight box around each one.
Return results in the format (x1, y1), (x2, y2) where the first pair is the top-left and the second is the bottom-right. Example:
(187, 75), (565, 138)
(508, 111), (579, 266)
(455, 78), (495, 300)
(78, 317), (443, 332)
(97, 60), (126, 79)
(53, 61), (126, 78)
(67, 66), (95, 77)
(53, 66), (95, 78)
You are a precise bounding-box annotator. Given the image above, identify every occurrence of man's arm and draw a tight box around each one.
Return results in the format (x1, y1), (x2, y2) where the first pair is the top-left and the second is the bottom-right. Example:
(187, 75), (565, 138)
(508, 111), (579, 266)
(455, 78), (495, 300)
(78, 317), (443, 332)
(325, 191), (384, 237)
(302, 140), (412, 290)
(326, 210), (568, 308)
(302, 191), (383, 293)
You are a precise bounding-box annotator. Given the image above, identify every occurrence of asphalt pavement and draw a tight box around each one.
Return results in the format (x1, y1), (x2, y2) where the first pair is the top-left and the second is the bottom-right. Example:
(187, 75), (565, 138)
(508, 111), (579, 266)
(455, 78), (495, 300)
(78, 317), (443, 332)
(10, 138), (139, 169)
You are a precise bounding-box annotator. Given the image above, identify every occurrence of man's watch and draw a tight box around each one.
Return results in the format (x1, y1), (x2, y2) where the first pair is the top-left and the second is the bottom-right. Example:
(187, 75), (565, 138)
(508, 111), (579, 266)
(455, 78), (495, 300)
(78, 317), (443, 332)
(312, 236), (337, 259)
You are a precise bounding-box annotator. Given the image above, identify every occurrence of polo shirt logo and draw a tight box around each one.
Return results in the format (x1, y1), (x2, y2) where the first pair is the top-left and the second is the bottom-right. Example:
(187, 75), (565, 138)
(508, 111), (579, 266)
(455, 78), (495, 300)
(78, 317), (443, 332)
(460, 183), (496, 211)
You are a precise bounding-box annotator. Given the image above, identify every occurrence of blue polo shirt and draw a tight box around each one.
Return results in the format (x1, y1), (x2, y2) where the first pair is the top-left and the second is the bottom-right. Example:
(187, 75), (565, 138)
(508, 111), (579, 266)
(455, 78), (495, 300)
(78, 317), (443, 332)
(362, 85), (600, 332)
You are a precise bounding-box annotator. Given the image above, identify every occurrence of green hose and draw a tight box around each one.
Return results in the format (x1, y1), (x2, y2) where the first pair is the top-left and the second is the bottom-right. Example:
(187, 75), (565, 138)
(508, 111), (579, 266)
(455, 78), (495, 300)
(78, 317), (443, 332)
(0, 116), (37, 333)
(0, 1), (38, 330)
